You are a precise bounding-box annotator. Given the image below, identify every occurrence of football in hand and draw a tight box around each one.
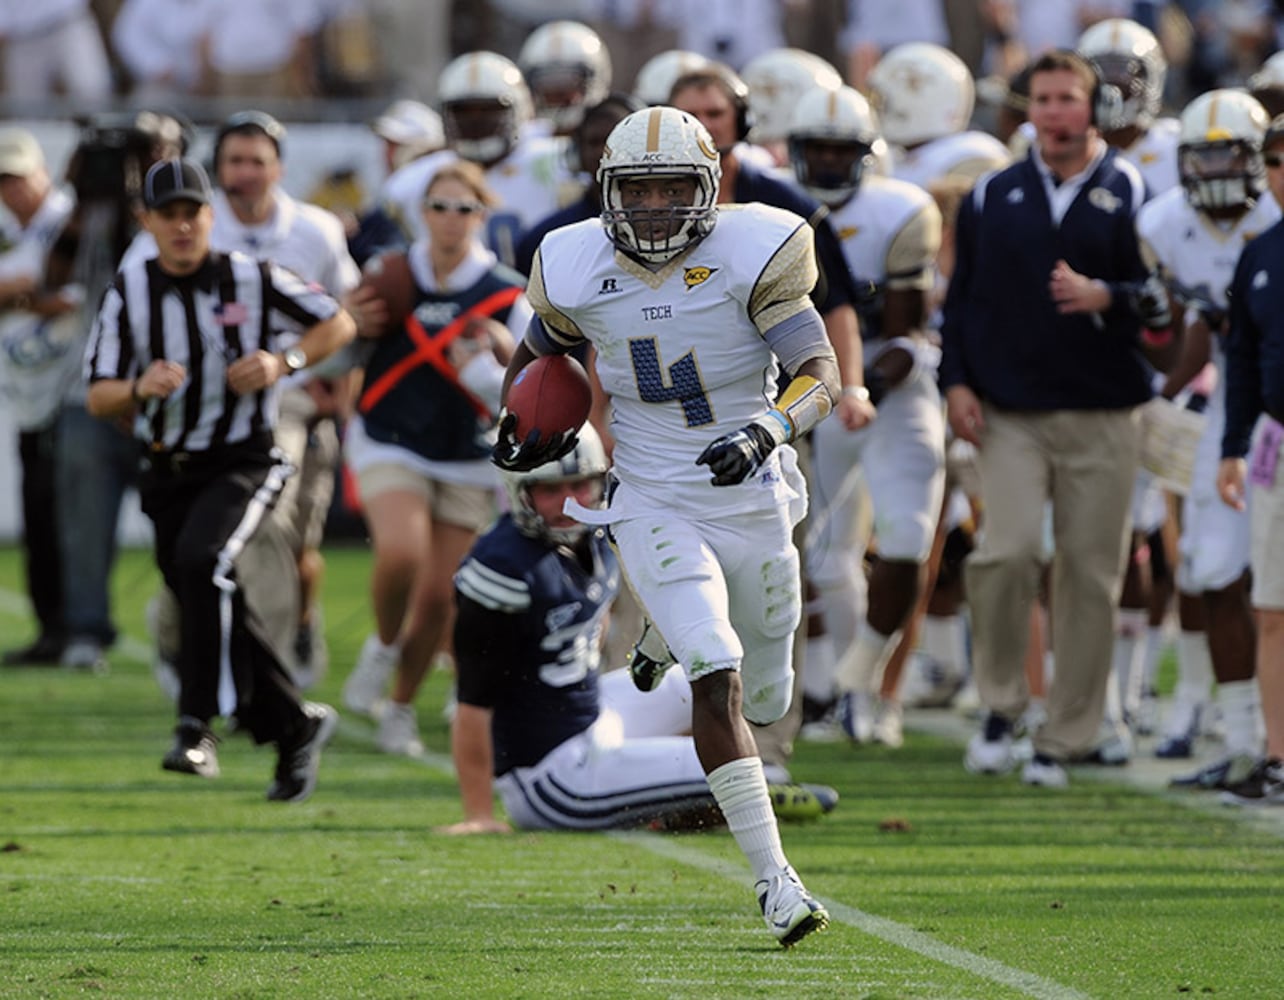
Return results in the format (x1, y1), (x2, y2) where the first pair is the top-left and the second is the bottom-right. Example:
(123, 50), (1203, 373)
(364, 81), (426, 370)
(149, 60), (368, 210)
(357, 251), (416, 336)
(505, 354), (593, 441)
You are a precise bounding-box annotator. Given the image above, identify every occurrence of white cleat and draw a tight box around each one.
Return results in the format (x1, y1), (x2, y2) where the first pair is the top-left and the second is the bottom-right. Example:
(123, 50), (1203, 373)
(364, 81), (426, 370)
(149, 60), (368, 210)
(377, 700), (425, 757)
(342, 635), (398, 716)
(755, 867), (829, 947)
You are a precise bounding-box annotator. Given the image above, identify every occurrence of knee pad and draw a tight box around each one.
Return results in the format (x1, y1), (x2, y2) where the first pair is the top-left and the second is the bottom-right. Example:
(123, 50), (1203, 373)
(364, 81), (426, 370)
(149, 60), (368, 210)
(757, 547), (802, 639)
(741, 668), (794, 725)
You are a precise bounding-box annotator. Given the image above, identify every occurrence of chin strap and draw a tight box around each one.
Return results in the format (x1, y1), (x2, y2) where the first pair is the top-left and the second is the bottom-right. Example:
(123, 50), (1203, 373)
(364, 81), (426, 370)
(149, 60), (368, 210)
(751, 373), (834, 447)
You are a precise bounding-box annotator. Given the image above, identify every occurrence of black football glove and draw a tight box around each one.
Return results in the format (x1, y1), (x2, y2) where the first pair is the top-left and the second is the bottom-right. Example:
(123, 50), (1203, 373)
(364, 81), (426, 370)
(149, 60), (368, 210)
(491, 410), (578, 472)
(696, 422), (779, 486)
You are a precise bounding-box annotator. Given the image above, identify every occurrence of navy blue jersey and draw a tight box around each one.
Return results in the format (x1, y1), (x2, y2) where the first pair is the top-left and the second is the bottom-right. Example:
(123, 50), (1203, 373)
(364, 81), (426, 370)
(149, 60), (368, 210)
(359, 260), (525, 461)
(453, 515), (620, 775)
(1224, 219), (1284, 457)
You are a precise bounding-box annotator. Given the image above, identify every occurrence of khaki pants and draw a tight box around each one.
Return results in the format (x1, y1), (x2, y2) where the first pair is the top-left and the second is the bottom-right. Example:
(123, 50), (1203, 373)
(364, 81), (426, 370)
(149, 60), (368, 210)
(966, 405), (1140, 759)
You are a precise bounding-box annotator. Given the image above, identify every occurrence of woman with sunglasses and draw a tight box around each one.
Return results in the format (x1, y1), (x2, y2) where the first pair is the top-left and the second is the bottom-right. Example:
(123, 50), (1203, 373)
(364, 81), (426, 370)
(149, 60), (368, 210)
(342, 161), (532, 758)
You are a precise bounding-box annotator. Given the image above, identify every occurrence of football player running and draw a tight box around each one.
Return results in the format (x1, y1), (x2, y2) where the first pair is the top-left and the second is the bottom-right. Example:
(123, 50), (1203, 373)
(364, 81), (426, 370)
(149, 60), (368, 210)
(493, 107), (837, 947)
(786, 84), (946, 747)
(1136, 89), (1279, 786)
(443, 426), (837, 833)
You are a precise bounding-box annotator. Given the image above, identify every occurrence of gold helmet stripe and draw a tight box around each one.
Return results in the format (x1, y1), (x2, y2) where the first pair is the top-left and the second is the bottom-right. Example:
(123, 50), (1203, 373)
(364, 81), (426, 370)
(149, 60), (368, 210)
(646, 107), (663, 152)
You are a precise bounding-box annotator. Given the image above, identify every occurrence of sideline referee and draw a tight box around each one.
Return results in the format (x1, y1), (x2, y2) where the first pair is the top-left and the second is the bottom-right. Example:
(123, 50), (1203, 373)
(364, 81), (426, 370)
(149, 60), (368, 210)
(84, 158), (357, 803)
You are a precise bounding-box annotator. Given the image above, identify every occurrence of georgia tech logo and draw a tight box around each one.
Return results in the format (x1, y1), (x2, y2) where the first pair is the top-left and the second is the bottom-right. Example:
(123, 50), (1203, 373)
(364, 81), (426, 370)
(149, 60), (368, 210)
(837, 225), (860, 241)
(1088, 187), (1122, 214)
(683, 266), (718, 289)
(697, 135), (718, 160)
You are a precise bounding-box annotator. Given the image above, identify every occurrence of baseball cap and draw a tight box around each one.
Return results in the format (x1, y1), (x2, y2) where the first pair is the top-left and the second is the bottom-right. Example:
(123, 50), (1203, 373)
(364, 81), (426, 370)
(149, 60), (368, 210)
(372, 99), (445, 149)
(0, 128), (44, 178)
(143, 158), (213, 209)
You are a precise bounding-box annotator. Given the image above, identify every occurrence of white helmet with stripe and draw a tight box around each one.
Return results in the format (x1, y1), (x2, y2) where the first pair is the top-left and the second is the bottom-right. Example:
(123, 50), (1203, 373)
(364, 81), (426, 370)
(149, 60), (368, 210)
(438, 51), (533, 164)
(598, 106), (721, 263)
(740, 47), (843, 145)
(788, 85), (881, 206)
(867, 42), (974, 147)
(631, 49), (711, 106)
(518, 20), (613, 133)
(1077, 18), (1167, 130)
(1178, 88), (1269, 212)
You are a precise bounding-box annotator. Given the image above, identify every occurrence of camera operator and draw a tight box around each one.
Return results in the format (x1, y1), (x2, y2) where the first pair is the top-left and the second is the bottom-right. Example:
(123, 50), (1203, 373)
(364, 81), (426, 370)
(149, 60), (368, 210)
(43, 111), (187, 671)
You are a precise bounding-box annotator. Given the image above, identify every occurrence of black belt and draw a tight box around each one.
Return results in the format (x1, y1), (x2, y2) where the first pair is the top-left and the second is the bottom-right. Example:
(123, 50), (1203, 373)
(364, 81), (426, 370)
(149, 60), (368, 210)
(145, 433), (275, 474)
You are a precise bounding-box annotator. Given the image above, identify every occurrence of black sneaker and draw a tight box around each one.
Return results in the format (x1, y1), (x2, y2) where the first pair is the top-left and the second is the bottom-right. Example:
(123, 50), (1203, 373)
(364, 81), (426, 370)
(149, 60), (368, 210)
(1169, 753), (1258, 790)
(1, 635), (65, 667)
(161, 717), (220, 778)
(1219, 757), (1284, 807)
(627, 623), (675, 693)
(266, 702), (338, 803)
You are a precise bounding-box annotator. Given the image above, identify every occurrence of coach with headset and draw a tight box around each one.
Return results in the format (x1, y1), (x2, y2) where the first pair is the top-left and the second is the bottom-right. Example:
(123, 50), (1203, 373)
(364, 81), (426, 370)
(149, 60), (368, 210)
(940, 50), (1178, 788)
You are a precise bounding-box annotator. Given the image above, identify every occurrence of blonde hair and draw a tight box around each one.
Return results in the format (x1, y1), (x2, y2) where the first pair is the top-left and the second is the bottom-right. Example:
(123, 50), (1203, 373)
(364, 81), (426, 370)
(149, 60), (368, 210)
(424, 160), (499, 209)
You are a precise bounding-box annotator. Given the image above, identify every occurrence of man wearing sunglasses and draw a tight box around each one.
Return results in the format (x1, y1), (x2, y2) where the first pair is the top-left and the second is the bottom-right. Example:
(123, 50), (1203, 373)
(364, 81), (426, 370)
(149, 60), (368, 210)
(1137, 89), (1280, 792)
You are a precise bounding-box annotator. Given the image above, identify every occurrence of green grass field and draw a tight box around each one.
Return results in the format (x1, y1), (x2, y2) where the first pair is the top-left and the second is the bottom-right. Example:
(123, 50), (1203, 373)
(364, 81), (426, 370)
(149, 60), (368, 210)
(1, 544), (1281, 999)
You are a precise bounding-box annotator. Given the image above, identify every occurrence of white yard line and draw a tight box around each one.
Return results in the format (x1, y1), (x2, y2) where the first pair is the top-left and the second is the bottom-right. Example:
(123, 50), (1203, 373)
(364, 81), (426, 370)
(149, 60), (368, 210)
(1, 587), (1271, 995)
(612, 831), (1092, 1000)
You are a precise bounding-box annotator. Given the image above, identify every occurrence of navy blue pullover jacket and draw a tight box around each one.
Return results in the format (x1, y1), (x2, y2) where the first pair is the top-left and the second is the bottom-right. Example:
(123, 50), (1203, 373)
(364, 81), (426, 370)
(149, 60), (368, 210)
(940, 148), (1154, 411)
(1223, 218), (1284, 458)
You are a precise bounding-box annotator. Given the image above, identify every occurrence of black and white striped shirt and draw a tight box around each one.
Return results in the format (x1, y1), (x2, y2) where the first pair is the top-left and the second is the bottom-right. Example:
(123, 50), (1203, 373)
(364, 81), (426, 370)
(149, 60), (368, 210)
(84, 250), (339, 452)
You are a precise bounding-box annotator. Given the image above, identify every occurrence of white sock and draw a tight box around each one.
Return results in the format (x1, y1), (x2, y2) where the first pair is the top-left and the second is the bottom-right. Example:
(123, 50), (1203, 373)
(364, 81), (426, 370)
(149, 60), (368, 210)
(919, 613), (967, 680)
(819, 572), (866, 663)
(706, 757), (788, 880)
(1217, 679), (1264, 758)
(836, 625), (900, 694)
(801, 632), (836, 705)
(1166, 630), (1213, 738)
(1112, 608), (1148, 716)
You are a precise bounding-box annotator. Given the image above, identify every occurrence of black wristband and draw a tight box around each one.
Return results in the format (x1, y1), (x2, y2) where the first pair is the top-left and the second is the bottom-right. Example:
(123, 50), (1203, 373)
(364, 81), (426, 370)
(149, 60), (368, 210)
(130, 379), (145, 404)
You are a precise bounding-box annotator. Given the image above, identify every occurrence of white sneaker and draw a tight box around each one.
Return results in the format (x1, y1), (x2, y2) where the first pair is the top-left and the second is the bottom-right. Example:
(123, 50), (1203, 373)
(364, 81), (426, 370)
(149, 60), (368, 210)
(964, 713), (1015, 774)
(61, 638), (108, 674)
(1022, 755), (1069, 788)
(755, 867), (829, 947)
(871, 698), (904, 748)
(377, 701), (425, 757)
(342, 635), (398, 716)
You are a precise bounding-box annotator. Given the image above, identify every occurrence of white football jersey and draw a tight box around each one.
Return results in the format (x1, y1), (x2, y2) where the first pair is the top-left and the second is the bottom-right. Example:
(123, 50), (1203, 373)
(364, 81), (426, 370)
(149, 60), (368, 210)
(381, 137), (575, 267)
(1119, 117), (1180, 198)
(528, 203), (819, 519)
(891, 131), (1011, 192)
(1137, 187), (1282, 501)
(826, 173), (941, 299)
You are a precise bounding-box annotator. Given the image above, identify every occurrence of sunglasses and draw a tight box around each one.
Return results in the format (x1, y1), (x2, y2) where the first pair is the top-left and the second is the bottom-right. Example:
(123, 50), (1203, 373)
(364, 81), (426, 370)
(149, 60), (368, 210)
(424, 197), (486, 215)
(1265, 153), (1284, 168)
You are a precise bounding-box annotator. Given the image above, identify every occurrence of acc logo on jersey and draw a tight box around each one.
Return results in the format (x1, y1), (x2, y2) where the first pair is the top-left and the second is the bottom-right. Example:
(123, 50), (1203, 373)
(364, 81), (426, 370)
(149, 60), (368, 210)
(1088, 187), (1122, 214)
(683, 266), (718, 289)
(837, 225), (860, 241)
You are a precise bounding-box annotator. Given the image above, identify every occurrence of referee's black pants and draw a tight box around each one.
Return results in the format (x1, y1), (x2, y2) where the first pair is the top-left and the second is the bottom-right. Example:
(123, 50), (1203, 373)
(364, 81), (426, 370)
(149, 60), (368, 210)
(139, 436), (306, 745)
